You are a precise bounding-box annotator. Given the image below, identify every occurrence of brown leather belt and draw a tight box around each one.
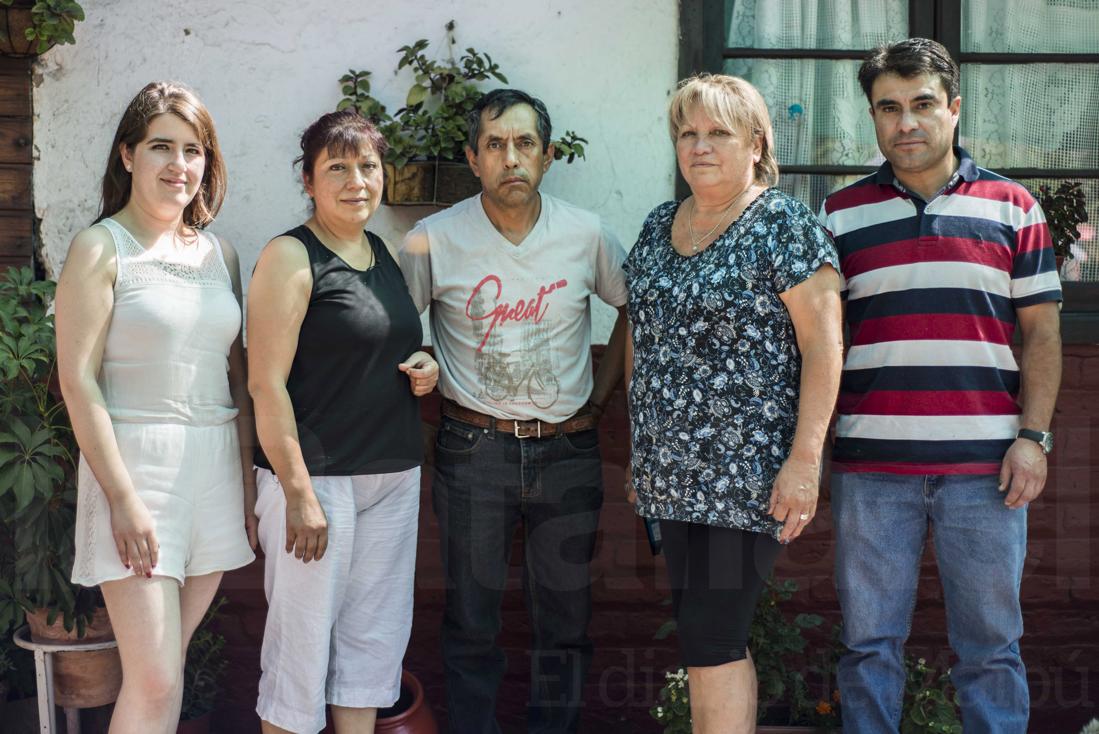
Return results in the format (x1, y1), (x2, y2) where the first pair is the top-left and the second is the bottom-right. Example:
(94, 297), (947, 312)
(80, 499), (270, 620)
(441, 399), (595, 439)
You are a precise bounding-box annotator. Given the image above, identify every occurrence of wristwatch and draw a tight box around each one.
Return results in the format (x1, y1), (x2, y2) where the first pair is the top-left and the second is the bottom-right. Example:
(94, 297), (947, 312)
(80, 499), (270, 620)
(1017, 428), (1054, 454)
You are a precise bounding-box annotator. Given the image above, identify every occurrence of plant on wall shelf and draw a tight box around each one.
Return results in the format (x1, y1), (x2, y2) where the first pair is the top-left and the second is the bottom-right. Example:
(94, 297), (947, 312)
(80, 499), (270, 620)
(335, 20), (587, 205)
(0, 0), (84, 56)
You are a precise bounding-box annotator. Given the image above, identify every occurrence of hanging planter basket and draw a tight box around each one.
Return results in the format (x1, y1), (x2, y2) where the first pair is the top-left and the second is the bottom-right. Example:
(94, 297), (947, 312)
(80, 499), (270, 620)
(0, 1), (39, 56)
(384, 160), (481, 207)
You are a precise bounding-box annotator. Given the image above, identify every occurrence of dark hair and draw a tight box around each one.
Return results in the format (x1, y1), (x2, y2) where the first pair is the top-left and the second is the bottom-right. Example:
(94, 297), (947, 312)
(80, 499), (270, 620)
(858, 38), (960, 103)
(295, 109), (389, 182)
(98, 81), (227, 227)
(466, 88), (552, 154)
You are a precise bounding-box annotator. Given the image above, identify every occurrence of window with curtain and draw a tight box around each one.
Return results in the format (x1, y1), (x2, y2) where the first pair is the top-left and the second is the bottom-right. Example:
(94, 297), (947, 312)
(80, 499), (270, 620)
(959, 0), (1099, 281)
(713, 0), (1099, 281)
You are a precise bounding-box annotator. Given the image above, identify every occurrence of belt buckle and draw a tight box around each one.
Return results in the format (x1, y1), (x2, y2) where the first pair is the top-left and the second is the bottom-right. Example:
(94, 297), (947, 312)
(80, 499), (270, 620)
(513, 420), (542, 439)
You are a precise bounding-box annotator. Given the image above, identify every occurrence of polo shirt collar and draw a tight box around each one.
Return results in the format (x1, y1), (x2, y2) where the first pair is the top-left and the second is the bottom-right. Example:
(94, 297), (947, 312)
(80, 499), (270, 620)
(873, 146), (979, 187)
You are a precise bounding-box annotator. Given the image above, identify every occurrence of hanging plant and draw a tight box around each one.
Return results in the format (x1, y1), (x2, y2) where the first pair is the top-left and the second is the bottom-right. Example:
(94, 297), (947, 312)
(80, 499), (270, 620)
(0, 0), (84, 56)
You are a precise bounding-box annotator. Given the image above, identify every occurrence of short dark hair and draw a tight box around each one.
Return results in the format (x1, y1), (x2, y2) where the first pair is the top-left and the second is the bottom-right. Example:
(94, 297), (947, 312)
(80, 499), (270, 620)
(858, 38), (960, 103)
(295, 109), (388, 181)
(466, 88), (552, 154)
(98, 81), (226, 227)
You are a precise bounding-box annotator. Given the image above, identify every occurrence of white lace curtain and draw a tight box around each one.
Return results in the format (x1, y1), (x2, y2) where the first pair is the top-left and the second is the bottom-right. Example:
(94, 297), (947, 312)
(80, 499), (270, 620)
(723, 0), (907, 206)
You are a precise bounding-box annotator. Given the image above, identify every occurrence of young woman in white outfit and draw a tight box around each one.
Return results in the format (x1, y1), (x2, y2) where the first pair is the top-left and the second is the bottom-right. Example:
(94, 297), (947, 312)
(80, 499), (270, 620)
(56, 81), (256, 734)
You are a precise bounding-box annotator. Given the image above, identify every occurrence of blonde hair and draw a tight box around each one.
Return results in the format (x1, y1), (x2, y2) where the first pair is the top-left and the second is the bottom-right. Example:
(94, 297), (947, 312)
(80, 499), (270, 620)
(668, 73), (779, 186)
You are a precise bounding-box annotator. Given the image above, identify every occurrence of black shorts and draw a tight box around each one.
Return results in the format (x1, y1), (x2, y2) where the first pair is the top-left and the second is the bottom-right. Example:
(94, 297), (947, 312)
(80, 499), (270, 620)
(661, 519), (784, 667)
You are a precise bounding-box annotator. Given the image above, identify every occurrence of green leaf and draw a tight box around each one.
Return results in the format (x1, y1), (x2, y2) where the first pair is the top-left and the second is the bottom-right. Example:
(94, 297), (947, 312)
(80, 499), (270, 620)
(26, 428), (50, 452)
(406, 84), (429, 107)
(794, 612), (823, 628)
(10, 419), (32, 446)
(653, 619), (678, 640)
(51, 567), (75, 608)
(0, 463), (19, 498)
(13, 464), (35, 510)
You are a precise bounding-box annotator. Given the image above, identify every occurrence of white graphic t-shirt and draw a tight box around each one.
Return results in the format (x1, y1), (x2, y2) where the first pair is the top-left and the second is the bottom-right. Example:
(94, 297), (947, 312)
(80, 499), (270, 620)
(400, 193), (627, 422)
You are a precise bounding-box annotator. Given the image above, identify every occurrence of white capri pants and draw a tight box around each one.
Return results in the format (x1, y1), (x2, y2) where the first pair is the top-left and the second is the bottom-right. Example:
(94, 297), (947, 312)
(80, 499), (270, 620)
(254, 466), (420, 734)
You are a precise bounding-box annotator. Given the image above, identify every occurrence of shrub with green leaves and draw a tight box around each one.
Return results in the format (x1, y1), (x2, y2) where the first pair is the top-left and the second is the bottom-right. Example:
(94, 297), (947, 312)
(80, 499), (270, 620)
(750, 577), (824, 720)
(651, 577), (827, 728)
(0, 266), (95, 637)
(337, 20), (587, 169)
(901, 656), (962, 734)
(650, 668), (692, 734)
(649, 579), (960, 732)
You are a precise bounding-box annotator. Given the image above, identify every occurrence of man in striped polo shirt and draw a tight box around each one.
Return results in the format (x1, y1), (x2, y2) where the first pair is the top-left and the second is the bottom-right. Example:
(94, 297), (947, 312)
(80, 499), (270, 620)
(819, 38), (1062, 734)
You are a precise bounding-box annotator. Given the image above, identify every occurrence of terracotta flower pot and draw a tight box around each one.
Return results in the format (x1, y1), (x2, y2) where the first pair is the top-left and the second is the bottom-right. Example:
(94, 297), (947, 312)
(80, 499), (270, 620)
(25, 607), (123, 708)
(376, 670), (438, 734)
(323, 670), (437, 733)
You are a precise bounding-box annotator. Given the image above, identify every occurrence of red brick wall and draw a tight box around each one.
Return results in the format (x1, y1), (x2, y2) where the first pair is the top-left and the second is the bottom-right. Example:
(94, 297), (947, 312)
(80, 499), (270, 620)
(212, 345), (1099, 733)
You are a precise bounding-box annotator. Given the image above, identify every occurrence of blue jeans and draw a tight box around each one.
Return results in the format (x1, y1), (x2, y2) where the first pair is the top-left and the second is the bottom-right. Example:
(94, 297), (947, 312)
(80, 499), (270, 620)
(833, 472), (1028, 734)
(432, 416), (604, 734)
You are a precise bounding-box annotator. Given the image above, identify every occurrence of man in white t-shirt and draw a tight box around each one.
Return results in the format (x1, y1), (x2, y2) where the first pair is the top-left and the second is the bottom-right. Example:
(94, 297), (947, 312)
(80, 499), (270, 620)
(401, 88), (627, 734)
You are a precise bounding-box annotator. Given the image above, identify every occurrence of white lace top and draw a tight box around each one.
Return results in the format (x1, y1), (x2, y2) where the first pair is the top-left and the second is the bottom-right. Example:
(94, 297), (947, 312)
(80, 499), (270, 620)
(97, 218), (240, 426)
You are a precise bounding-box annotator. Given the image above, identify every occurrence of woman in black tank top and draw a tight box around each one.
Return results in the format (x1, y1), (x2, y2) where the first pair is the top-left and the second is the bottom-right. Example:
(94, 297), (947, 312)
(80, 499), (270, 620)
(246, 111), (438, 732)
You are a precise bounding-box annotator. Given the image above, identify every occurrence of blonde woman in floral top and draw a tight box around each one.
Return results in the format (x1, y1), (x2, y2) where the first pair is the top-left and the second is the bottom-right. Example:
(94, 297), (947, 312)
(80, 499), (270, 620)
(624, 74), (843, 733)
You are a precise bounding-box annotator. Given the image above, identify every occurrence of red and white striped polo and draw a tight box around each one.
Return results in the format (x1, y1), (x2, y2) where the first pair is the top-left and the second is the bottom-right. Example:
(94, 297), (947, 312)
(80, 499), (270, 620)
(819, 148), (1062, 474)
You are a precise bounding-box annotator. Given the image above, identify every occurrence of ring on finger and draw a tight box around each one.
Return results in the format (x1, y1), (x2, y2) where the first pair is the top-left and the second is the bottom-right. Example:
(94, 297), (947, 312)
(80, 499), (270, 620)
(798, 512), (810, 520)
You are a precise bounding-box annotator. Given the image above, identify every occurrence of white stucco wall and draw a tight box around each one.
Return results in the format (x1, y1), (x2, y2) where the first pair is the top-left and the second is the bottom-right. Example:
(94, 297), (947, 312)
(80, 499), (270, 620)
(32, 0), (679, 342)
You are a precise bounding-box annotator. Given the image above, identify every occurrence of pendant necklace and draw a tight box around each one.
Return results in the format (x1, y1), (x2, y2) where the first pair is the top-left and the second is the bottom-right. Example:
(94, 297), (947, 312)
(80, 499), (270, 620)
(688, 185), (753, 253)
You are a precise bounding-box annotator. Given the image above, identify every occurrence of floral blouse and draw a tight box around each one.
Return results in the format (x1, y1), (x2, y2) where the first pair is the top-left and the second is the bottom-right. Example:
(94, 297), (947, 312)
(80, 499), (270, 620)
(624, 188), (839, 538)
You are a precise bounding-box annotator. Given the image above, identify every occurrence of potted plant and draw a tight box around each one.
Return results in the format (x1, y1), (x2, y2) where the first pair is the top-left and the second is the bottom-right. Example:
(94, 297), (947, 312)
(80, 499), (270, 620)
(178, 597), (229, 734)
(375, 669), (438, 733)
(0, 265), (120, 708)
(0, 0), (84, 56)
(336, 19), (587, 206)
(1033, 180), (1089, 271)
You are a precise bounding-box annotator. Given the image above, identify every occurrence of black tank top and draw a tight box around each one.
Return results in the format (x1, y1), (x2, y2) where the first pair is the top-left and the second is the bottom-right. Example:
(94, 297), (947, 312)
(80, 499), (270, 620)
(254, 225), (423, 476)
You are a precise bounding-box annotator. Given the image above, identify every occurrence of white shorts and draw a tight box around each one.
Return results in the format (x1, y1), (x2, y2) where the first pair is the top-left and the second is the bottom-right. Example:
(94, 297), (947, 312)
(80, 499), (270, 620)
(72, 421), (255, 587)
(254, 466), (420, 734)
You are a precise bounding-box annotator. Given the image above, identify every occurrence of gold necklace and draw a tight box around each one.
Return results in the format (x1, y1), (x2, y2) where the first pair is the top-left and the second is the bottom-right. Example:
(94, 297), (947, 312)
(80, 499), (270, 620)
(688, 185), (754, 253)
